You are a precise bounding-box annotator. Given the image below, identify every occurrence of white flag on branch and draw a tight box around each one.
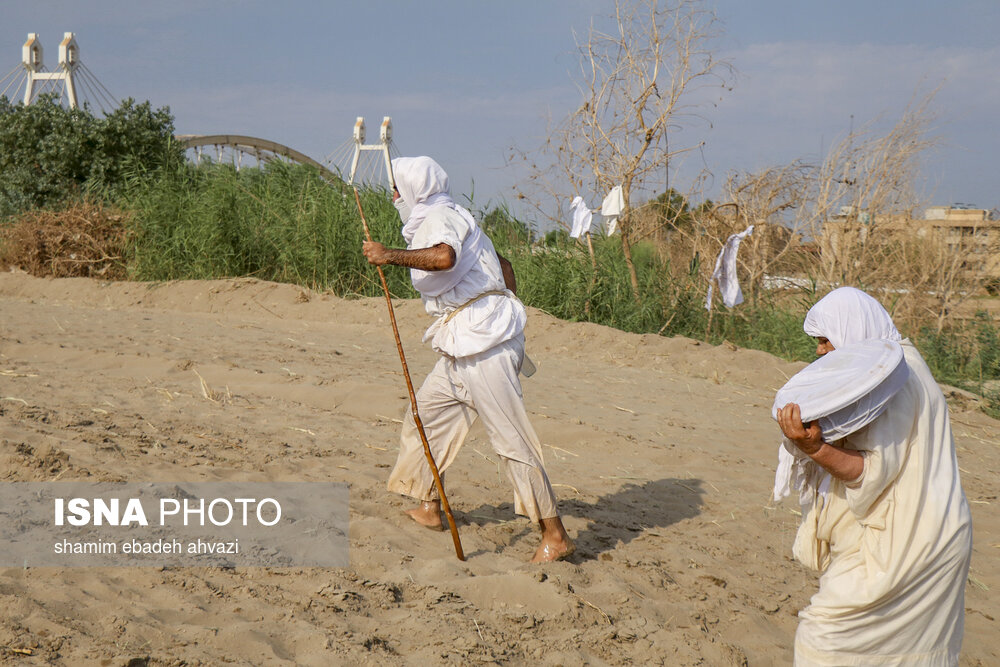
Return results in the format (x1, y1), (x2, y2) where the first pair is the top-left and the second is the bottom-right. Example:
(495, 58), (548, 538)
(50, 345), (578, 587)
(706, 225), (754, 310)
(569, 196), (593, 238)
(600, 185), (624, 235)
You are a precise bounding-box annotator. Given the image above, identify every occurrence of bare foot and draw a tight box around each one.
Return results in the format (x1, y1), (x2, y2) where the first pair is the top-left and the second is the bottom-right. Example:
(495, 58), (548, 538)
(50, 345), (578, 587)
(531, 538), (575, 563)
(531, 517), (574, 563)
(404, 500), (444, 532)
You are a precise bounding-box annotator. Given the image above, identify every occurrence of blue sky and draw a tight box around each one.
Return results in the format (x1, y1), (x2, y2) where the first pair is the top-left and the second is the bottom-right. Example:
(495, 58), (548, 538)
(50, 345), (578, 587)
(3, 1), (998, 224)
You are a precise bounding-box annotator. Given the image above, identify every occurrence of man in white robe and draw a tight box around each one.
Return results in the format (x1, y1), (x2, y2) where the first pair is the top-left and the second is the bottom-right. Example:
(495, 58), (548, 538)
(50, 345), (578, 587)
(776, 287), (973, 665)
(362, 156), (574, 562)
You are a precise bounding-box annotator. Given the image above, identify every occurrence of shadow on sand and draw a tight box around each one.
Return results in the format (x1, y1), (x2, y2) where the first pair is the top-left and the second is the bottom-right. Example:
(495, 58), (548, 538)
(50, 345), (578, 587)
(461, 477), (705, 561)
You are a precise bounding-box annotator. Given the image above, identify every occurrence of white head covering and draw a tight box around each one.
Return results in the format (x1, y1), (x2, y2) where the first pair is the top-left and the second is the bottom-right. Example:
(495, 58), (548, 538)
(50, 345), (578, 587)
(772, 339), (908, 442)
(392, 156), (476, 245)
(773, 287), (908, 504)
(803, 287), (901, 348)
(390, 156), (485, 297)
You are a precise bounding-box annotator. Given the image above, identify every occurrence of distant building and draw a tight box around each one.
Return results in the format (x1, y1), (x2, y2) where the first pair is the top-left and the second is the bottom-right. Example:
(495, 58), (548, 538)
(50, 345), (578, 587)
(822, 206), (1000, 283)
(922, 207), (998, 275)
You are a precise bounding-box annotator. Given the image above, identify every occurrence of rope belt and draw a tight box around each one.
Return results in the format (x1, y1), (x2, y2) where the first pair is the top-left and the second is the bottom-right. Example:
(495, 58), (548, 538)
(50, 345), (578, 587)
(442, 290), (509, 324)
(438, 289), (537, 377)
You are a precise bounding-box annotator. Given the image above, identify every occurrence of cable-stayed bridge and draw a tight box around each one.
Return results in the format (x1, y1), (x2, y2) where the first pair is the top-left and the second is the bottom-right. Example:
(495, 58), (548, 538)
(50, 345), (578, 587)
(1, 33), (397, 188)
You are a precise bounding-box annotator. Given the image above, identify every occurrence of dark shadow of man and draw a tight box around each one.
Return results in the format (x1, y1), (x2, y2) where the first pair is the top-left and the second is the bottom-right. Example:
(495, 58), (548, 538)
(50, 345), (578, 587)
(462, 478), (705, 561)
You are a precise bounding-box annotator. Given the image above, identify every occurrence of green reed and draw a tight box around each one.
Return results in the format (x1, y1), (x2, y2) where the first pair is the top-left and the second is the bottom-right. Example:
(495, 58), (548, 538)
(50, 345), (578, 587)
(115, 160), (998, 403)
(121, 160), (415, 298)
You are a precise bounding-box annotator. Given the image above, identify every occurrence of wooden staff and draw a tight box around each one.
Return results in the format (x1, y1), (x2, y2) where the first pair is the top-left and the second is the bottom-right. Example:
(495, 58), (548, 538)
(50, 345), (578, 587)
(583, 230), (597, 316)
(705, 275), (717, 341)
(353, 187), (465, 561)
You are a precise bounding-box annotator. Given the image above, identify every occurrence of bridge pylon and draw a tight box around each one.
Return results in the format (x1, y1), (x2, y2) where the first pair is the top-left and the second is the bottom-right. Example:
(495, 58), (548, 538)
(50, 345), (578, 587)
(347, 116), (395, 189)
(21, 33), (80, 108)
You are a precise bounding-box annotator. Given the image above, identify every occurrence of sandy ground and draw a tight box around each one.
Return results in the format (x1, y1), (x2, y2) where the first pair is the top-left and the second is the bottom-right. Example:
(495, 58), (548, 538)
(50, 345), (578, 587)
(0, 271), (996, 666)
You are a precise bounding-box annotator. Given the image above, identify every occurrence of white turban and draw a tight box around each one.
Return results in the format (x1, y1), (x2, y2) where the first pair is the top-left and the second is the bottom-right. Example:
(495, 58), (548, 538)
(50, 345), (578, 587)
(803, 287), (901, 348)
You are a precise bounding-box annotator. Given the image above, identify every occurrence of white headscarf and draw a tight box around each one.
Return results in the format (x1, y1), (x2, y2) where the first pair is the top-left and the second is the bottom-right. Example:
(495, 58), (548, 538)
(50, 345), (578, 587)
(803, 287), (901, 348)
(391, 156), (485, 297)
(773, 287), (908, 504)
(392, 156), (477, 245)
(772, 339), (909, 443)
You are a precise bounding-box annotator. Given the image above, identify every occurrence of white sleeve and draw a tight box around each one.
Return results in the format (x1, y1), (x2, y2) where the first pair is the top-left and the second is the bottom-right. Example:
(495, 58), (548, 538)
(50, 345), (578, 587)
(410, 208), (470, 264)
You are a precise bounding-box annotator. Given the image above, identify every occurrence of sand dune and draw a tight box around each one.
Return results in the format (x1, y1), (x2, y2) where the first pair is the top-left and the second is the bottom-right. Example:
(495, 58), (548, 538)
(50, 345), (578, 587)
(1, 272), (996, 665)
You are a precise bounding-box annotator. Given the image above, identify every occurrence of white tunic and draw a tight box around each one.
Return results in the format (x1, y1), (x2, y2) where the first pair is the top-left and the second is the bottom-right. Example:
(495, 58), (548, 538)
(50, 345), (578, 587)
(407, 205), (525, 359)
(793, 342), (973, 666)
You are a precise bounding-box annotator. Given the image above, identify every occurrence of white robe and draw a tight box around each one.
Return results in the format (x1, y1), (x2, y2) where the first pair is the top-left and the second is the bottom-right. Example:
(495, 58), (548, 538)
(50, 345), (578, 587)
(386, 336), (558, 522)
(407, 205), (524, 359)
(793, 342), (972, 666)
(387, 156), (557, 520)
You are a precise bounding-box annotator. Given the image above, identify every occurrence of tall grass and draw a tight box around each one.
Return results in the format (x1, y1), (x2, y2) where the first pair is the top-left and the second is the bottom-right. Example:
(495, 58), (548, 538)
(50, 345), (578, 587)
(113, 160), (1000, 409)
(492, 226), (818, 361)
(121, 160), (415, 298)
(915, 313), (1000, 416)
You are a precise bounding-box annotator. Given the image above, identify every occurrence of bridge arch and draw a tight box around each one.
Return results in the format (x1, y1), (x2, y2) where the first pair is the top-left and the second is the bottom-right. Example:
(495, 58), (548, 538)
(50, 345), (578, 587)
(174, 134), (342, 184)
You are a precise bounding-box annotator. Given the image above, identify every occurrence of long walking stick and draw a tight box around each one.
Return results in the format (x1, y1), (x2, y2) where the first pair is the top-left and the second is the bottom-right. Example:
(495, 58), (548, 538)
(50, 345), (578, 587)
(353, 188), (465, 561)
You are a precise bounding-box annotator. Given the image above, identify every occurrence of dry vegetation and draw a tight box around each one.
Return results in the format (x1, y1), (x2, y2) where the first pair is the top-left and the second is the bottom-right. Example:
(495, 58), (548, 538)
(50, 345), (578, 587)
(0, 200), (130, 280)
(628, 91), (995, 340)
(507, 0), (988, 348)
(510, 0), (733, 300)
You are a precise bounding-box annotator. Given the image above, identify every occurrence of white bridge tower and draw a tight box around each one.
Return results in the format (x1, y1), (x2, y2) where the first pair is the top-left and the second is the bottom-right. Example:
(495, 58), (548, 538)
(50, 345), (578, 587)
(22, 32), (80, 108)
(347, 116), (395, 188)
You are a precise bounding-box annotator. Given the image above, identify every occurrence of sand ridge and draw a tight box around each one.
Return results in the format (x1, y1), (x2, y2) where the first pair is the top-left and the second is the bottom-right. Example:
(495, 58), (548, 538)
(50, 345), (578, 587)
(1, 272), (997, 665)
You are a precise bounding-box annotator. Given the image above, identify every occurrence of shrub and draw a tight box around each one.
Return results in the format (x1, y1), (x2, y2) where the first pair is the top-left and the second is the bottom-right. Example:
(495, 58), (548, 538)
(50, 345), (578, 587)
(0, 94), (178, 217)
(121, 159), (414, 297)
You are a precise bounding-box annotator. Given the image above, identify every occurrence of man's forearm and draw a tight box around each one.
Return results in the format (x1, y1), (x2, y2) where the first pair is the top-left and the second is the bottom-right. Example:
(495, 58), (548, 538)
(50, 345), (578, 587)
(778, 402), (864, 483)
(380, 246), (451, 270)
(808, 442), (865, 482)
(363, 242), (456, 271)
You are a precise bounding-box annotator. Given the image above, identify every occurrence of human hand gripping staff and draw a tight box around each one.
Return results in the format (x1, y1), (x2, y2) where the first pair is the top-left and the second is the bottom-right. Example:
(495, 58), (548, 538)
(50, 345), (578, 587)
(352, 187), (465, 561)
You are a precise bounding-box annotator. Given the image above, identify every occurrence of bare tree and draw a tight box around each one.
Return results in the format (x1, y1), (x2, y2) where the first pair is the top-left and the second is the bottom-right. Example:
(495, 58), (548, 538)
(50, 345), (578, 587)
(887, 225), (991, 333)
(810, 94), (937, 285)
(709, 90), (987, 333)
(801, 92), (989, 331)
(510, 0), (732, 301)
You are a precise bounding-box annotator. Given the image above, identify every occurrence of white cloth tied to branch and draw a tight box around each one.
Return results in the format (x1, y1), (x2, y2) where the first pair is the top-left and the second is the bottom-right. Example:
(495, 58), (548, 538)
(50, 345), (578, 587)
(705, 225), (754, 310)
(569, 196), (593, 239)
(600, 185), (624, 235)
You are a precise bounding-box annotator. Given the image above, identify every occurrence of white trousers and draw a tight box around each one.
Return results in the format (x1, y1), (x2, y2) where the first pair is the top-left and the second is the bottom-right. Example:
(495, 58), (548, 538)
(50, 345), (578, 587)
(387, 336), (559, 522)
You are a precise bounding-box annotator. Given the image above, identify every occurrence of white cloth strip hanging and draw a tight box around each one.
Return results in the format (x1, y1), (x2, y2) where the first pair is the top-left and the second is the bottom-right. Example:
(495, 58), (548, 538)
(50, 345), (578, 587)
(600, 185), (624, 235)
(569, 196), (593, 239)
(706, 224), (754, 310)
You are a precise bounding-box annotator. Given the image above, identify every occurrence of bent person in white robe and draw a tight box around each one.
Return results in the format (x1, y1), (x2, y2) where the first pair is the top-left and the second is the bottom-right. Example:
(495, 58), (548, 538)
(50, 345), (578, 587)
(362, 156), (574, 563)
(776, 287), (973, 666)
